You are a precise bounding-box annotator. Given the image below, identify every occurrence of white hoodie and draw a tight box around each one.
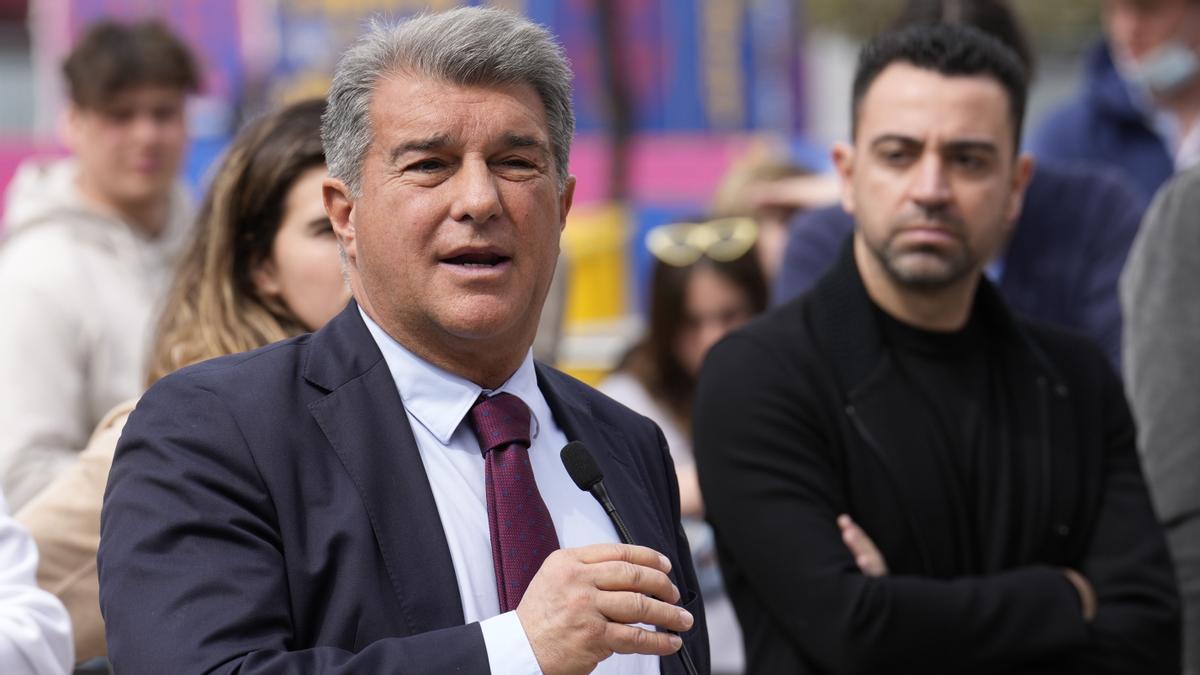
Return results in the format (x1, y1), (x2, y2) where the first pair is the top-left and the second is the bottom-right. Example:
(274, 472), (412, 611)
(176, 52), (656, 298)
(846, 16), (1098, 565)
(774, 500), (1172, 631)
(0, 488), (72, 674)
(0, 158), (190, 509)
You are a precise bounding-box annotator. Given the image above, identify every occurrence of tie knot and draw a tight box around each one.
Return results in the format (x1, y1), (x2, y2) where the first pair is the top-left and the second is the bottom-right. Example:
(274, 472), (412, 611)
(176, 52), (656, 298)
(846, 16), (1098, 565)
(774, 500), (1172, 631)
(468, 392), (532, 455)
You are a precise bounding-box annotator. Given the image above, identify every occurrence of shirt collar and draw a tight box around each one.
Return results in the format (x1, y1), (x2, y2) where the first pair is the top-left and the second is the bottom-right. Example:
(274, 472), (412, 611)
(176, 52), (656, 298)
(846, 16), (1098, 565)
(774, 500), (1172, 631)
(359, 307), (542, 444)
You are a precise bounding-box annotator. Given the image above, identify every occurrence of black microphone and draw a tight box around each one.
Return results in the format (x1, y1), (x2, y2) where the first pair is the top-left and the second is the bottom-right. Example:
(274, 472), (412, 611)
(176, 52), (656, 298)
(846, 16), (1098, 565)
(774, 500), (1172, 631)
(560, 441), (700, 675)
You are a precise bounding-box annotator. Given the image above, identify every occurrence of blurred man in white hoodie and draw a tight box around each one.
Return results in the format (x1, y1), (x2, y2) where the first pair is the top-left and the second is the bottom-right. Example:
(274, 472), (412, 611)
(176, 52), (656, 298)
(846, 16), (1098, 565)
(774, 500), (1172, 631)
(0, 488), (71, 675)
(0, 20), (199, 508)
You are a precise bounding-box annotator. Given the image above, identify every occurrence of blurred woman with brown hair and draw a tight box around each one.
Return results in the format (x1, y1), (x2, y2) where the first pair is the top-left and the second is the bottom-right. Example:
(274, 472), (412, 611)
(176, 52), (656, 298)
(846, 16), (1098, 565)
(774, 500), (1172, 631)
(600, 216), (768, 673)
(15, 98), (349, 665)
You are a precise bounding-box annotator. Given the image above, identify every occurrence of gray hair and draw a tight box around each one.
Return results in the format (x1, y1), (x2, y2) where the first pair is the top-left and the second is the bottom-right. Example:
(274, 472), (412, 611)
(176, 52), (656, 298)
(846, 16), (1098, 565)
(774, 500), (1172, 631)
(322, 6), (575, 196)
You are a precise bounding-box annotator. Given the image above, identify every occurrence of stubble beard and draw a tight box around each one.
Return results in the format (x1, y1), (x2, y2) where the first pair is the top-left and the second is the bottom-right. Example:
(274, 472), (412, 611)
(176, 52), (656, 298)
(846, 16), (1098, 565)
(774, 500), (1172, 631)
(868, 215), (976, 292)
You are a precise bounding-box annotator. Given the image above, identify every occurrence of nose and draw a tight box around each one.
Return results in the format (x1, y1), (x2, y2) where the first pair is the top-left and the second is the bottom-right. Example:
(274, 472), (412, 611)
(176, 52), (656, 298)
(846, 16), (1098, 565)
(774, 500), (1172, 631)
(450, 157), (502, 225)
(910, 153), (951, 208)
(129, 111), (171, 147)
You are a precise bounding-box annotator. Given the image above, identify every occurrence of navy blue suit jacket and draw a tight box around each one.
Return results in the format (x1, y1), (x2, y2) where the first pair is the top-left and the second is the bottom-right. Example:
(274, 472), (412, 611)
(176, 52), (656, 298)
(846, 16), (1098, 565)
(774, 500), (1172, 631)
(98, 302), (707, 674)
(1030, 40), (1175, 203)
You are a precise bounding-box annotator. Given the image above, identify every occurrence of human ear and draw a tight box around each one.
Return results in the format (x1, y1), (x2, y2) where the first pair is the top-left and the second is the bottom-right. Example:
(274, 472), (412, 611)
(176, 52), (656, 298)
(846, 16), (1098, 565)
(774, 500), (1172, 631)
(557, 175), (576, 233)
(62, 105), (84, 153)
(831, 142), (857, 215)
(1005, 153), (1035, 226)
(323, 177), (357, 263)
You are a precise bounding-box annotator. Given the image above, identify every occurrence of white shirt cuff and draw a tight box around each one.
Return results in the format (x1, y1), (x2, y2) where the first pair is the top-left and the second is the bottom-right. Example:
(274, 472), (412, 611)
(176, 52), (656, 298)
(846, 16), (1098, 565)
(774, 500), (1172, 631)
(480, 610), (541, 675)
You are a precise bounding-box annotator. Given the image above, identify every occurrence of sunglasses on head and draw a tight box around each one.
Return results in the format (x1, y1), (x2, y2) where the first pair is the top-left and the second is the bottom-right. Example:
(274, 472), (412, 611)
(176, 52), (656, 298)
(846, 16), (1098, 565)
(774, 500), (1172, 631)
(645, 217), (759, 268)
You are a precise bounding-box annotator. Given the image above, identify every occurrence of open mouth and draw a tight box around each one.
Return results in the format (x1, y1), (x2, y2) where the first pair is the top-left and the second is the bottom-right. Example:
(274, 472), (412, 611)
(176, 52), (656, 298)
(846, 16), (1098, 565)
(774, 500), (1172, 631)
(441, 251), (512, 268)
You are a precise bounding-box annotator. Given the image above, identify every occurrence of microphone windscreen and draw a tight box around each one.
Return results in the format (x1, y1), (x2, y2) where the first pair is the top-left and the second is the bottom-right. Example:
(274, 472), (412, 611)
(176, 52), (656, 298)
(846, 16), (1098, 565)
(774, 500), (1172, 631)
(560, 441), (603, 491)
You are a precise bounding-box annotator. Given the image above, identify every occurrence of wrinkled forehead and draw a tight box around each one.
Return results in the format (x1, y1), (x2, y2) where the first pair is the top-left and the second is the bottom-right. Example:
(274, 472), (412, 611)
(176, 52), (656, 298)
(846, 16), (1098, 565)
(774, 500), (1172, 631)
(368, 72), (550, 148)
(856, 63), (1016, 151)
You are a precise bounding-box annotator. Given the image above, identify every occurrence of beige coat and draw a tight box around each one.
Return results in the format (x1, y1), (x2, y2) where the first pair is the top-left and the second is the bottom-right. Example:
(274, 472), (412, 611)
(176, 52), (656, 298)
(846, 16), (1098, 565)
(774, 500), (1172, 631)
(16, 400), (133, 663)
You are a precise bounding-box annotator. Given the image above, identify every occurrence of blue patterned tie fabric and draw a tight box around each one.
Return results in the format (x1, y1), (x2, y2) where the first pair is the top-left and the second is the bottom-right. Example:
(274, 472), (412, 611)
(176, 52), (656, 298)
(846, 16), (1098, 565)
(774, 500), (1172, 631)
(467, 392), (561, 612)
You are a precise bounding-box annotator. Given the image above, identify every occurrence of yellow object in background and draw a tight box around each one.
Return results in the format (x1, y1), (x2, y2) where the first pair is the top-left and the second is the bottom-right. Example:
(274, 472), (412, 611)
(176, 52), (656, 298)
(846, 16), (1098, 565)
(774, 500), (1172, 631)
(558, 202), (636, 385)
(561, 202), (628, 325)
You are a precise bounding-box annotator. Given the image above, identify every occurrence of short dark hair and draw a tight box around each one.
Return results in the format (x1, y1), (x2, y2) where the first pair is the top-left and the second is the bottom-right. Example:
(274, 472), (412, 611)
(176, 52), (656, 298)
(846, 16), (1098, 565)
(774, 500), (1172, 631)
(890, 0), (1034, 78)
(850, 24), (1028, 151)
(62, 20), (201, 110)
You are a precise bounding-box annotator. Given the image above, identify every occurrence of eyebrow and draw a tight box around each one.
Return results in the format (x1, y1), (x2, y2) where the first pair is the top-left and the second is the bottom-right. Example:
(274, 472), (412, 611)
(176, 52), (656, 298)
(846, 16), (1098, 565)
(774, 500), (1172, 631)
(503, 133), (549, 155)
(386, 133), (550, 166)
(942, 140), (999, 155)
(869, 134), (999, 154)
(387, 135), (451, 166)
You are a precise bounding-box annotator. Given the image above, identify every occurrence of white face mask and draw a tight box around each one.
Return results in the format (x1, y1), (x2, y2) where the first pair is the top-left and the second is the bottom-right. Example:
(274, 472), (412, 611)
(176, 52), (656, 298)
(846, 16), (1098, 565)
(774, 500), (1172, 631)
(1120, 38), (1200, 95)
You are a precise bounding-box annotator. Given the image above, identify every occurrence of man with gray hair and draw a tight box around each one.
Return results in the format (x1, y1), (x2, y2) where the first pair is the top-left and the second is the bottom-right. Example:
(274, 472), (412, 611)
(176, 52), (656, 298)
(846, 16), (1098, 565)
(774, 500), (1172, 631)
(98, 8), (706, 674)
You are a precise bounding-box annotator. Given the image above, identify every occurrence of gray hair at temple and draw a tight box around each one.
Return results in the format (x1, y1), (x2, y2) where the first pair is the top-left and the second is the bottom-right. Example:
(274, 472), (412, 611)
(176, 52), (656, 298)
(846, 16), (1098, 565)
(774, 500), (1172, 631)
(321, 6), (575, 196)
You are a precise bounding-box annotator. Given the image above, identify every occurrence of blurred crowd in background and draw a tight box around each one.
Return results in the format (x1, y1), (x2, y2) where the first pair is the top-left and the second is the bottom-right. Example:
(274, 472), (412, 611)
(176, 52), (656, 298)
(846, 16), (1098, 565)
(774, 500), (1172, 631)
(0, 0), (1129, 382)
(1, 0), (1199, 673)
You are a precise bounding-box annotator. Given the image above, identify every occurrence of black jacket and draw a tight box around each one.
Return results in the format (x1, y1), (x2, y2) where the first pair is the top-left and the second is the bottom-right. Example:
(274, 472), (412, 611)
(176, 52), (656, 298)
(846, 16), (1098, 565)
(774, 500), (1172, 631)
(695, 241), (1179, 674)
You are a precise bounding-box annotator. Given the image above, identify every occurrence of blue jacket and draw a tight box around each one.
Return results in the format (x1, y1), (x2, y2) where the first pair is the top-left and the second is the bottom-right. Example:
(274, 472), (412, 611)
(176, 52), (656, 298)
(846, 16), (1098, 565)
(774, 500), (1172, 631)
(98, 301), (708, 674)
(1030, 40), (1174, 202)
(773, 161), (1146, 371)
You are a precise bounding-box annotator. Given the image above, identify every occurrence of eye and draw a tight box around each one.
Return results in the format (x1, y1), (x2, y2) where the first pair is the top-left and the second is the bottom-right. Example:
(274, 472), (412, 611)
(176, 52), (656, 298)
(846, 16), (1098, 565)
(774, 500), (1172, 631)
(951, 152), (991, 172)
(496, 156), (539, 171)
(105, 109), (135, 125)
(152, 106), (181, 124)
(407, 158), (447, 173)
(876, 144), (915, 166)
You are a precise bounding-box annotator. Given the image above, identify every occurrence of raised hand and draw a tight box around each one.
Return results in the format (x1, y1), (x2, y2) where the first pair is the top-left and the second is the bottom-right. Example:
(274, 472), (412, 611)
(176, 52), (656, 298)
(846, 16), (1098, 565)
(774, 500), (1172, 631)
(516, 543), (694, 675)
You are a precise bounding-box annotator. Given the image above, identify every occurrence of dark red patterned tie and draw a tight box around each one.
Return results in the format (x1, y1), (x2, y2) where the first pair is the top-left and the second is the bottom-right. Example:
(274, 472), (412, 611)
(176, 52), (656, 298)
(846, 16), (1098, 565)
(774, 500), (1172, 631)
(467, 392), (560, 612)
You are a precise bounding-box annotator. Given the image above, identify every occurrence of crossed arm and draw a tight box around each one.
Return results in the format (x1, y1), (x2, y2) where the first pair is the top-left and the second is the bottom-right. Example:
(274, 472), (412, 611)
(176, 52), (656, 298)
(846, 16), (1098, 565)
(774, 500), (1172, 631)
(695, 332), (1179, 674)
(837, 514), (1097, 621)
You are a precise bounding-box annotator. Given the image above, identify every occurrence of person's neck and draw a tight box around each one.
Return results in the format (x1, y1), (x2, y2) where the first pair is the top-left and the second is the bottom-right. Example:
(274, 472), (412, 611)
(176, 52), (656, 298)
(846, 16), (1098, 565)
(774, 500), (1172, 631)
(76, 176), (171, 239)
(357, 292), (530, 390)
(853, 235), (978, 333)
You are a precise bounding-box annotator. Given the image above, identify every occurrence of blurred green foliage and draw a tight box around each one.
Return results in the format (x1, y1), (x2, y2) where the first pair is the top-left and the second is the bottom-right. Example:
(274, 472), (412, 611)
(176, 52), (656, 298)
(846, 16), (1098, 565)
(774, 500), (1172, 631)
(804, 0), (1102, 53)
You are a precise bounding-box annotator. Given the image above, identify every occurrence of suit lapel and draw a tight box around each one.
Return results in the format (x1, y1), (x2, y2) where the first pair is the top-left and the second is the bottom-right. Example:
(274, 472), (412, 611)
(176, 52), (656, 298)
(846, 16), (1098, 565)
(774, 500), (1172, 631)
(537, 367), (691, 675)
(537, 365), (671, 553)
(305, 303), (465, 634)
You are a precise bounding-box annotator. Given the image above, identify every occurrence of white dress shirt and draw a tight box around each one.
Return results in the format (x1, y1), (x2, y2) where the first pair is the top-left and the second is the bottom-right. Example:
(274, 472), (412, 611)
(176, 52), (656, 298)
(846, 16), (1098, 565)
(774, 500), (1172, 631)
(362, 309), (659, 674)
(0, 489), (72, 675)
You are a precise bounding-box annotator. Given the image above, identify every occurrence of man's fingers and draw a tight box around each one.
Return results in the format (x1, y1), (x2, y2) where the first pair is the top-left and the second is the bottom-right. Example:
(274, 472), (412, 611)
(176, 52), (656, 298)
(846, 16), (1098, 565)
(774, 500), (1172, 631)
(604, 622), (684, 656)
(857, 554), (885, 577)
(590, 561), (678, 602)
(594, 590), (693, 630)
(571, 543), (672, 573)
(838, 514), (888, 576)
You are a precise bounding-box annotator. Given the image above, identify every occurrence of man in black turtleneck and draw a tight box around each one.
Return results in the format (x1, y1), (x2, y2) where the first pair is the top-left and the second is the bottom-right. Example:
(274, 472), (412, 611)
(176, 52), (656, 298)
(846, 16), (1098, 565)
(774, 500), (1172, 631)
(695, 24), (1180, 674)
